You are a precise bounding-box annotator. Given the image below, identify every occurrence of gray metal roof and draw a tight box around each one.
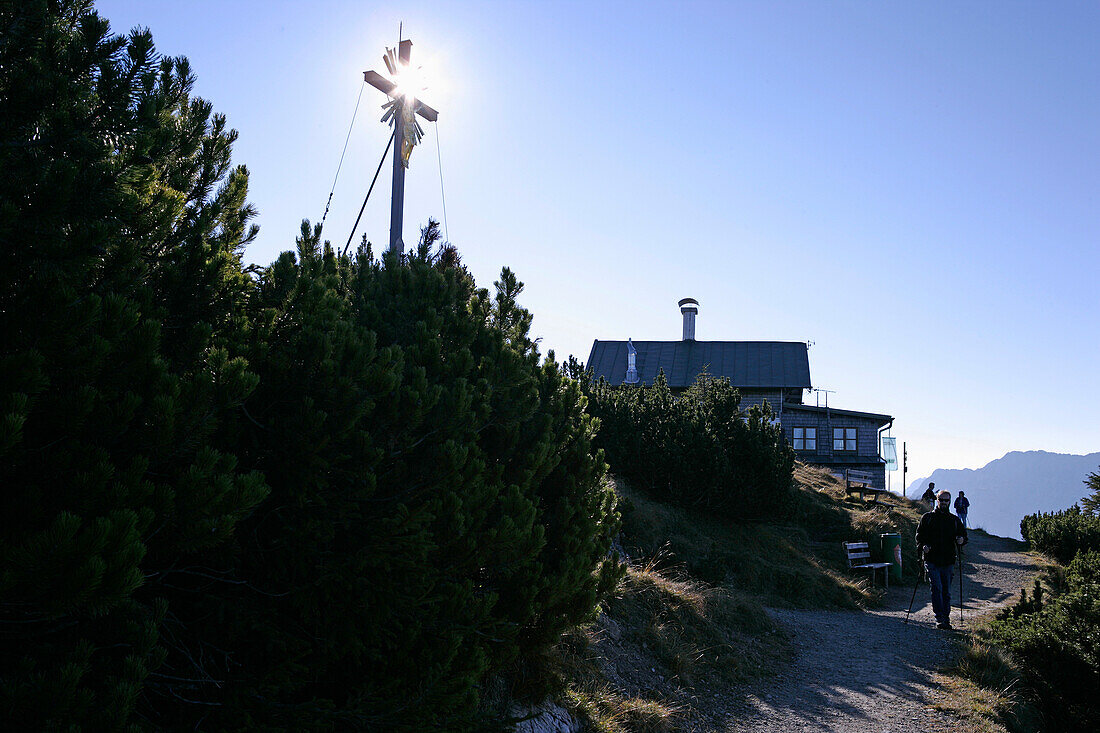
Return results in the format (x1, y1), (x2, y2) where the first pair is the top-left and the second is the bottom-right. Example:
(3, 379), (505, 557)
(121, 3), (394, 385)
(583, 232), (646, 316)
(586, 340), (811, 389)
(783, 404), (893, 424)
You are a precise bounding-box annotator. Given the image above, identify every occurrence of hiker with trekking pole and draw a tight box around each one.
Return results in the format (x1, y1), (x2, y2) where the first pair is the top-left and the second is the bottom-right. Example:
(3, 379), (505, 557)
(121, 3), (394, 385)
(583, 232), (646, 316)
(914, 489), (968, 629)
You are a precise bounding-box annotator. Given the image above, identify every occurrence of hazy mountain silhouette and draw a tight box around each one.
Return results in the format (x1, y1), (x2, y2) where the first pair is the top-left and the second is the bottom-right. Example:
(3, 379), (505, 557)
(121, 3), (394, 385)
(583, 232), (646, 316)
(907, 450), (1100, 539)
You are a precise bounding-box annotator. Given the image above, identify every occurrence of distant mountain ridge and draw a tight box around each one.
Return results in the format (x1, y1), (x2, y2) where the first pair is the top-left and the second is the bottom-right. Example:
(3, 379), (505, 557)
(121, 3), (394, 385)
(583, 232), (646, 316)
(908, 450), (1100, 539)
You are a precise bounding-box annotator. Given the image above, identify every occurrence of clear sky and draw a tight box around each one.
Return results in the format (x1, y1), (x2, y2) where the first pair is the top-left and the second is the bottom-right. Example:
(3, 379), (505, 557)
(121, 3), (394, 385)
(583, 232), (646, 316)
(95, 1), (1100, 493)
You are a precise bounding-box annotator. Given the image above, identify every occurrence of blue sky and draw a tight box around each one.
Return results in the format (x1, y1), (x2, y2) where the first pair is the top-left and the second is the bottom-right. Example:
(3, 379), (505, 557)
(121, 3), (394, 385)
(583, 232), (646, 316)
(96, 1), (1100, 494)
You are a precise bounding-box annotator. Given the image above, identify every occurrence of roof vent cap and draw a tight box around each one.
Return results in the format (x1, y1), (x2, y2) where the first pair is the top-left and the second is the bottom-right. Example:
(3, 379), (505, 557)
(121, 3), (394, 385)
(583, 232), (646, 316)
(679, 298), (698, 340)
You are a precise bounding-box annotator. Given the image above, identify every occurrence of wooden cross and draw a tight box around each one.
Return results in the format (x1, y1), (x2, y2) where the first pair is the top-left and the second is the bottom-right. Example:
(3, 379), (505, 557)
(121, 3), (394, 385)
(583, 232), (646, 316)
(364, 38), (439, 255)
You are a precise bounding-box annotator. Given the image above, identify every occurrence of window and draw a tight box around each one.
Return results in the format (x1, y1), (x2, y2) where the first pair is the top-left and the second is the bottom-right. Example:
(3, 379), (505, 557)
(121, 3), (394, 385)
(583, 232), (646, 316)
(834, 427), (856, 451)
(793, 427), (816, 450)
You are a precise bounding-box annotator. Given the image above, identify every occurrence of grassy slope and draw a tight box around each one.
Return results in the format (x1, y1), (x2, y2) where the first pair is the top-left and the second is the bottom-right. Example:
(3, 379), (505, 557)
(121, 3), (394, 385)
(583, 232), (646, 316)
(560, 462), (932, 732)
(621, 463), (928, 607)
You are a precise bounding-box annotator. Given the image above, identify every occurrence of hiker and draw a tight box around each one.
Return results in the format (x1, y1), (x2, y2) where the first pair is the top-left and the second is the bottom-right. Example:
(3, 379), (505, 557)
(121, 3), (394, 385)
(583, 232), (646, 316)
(917, 480), (940, 582)
(916, 490), (968, 629)
(954, 491), (970, 527)
(921, 483), (936, 510)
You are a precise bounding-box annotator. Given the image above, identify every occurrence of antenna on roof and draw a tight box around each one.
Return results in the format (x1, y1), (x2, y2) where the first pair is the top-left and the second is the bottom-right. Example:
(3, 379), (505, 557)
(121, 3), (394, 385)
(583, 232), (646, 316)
(812, 388), (836, 408)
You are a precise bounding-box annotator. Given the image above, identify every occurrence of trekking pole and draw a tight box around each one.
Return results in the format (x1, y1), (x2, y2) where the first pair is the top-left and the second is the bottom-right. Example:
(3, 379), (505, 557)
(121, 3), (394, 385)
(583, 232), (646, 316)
(905, 547), (924, 625)
(958, 546), (964, 629)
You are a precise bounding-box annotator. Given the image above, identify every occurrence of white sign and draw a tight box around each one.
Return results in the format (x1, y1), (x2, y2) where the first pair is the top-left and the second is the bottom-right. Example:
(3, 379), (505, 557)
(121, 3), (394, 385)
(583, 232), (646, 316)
(882, 436), (898, 471)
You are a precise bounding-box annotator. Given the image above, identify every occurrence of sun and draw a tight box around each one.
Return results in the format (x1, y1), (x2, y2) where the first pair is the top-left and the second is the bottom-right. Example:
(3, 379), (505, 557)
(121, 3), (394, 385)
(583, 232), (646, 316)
(388, 64), (427, 103)
(379, 44), (431, 104)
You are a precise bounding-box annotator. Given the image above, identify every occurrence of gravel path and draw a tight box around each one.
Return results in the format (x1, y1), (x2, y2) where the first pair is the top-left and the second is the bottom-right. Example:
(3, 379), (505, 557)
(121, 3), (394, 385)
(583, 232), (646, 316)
(723, 532), (1035, 733)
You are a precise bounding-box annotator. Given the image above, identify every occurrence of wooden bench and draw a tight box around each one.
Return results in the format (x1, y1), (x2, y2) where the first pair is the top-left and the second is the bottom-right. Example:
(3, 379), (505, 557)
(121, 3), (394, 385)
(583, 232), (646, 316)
(843, 541), (892, 588)
(844, 469), (887, 504)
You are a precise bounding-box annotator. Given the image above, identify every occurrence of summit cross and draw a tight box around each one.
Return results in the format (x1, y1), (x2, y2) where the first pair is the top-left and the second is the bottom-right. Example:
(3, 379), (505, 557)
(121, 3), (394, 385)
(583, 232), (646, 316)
(364, 38), (439, 256)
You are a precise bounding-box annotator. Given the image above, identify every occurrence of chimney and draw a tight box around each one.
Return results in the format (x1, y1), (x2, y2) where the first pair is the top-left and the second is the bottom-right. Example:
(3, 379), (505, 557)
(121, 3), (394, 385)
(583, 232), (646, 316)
(679, 298), (699, 340)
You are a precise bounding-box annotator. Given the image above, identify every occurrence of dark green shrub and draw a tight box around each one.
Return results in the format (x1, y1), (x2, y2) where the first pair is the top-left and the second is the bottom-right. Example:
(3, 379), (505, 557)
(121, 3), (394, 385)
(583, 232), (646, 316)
(988, 551), (1100, 731)
(576, 367), (795, 521)
(183, 224), (621, 729)
(1020, 505), (1100, 564)
(0, 2), (267, 727)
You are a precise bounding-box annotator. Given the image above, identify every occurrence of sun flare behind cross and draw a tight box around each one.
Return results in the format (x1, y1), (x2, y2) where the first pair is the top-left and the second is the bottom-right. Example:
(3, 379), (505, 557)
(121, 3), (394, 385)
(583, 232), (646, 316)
(365, 41), (439, 167)
(363, 36), (441, 254)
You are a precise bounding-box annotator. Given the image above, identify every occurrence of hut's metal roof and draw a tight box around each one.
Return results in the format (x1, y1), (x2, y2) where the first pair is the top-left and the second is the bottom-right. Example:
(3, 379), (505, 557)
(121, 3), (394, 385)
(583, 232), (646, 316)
(586, 340), (811, 389)
(783, 404), (893, 424)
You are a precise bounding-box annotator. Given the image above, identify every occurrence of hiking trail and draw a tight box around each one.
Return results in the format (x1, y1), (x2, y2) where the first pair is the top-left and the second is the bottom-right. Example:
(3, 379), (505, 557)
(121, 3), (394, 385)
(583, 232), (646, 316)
(723, 530), (1034, 733)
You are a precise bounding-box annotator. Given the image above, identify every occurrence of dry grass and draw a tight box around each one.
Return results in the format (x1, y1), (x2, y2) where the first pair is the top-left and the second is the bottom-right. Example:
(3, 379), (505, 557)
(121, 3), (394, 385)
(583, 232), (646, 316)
(792, 462), (846, 496)
(566, 686), (682, 733)
(555, 560), (788, 731)
(935, 639), (1043, 733)
(621, 563), (782, 684)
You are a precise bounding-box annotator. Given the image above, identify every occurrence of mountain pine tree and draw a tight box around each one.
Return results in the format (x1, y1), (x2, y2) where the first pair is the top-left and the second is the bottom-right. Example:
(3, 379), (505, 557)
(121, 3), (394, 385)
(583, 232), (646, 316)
(1083, 469), (1100, 516)
(187, 223), (619, 729)
(0, 2), (267, 726)
(579, 369), (794, 520)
